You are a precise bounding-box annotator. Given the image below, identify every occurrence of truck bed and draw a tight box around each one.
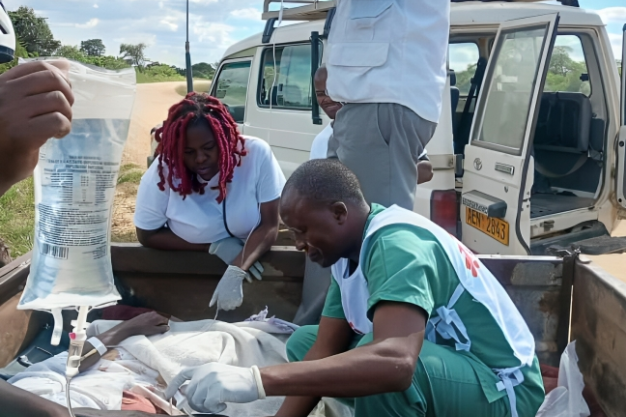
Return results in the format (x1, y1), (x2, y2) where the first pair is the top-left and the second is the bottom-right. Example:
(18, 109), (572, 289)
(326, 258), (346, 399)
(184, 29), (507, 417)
(0, 245), (624, 416)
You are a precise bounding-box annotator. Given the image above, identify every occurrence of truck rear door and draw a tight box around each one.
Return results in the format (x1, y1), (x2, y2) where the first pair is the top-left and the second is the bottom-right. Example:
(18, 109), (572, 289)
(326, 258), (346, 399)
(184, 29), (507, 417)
(461, 14), (559, 255)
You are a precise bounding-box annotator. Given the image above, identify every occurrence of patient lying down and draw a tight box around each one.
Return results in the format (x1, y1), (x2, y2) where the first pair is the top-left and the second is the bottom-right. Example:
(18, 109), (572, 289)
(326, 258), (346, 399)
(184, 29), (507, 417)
(1, 312), (172, 417)
(4, 309), (301, 417)
(8, 312), (173, 415)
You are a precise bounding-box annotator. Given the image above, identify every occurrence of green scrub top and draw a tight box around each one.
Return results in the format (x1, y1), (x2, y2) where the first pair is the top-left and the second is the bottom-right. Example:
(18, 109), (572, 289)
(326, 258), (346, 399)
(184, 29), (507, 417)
(322, 204), (544, 409)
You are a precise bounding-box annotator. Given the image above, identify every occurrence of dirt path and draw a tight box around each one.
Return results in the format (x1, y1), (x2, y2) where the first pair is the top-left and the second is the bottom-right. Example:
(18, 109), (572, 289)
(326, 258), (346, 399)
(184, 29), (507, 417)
(121, 82), (187, 167)
(112, 82), (187, 242)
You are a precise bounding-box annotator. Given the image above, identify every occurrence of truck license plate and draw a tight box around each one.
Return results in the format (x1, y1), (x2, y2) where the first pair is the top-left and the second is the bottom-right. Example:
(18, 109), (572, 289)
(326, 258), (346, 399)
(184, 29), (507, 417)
(465, 208), (509, 246)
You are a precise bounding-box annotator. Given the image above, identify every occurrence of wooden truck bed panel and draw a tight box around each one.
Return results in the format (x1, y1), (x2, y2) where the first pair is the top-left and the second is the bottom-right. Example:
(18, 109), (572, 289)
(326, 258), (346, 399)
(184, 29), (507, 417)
(572, 262), (626, 417)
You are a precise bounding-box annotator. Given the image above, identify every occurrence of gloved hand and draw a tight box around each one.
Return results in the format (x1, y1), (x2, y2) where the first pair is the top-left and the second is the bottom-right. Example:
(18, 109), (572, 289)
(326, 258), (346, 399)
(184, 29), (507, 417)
(209, 265), (247, 311)
(209, 237), (264, 281)
(164, 363), (266, 414)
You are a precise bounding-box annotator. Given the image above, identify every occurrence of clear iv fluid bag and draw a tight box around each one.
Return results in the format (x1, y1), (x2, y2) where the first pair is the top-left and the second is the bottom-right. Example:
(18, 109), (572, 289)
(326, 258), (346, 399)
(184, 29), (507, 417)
(18, 59), (136, 312)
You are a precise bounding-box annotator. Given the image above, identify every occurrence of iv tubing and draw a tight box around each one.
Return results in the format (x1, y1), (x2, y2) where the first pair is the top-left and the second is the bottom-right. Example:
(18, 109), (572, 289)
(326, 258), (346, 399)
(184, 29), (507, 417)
(65, 305), (90, 417)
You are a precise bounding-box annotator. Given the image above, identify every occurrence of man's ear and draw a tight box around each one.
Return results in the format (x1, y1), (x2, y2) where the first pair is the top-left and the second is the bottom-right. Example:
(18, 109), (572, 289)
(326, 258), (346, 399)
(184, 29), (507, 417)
(330, 202), (348, 224)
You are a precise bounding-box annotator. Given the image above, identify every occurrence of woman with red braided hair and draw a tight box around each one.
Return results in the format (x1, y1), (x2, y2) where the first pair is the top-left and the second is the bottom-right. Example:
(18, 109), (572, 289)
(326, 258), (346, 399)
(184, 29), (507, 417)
(134, 93), (285, 312)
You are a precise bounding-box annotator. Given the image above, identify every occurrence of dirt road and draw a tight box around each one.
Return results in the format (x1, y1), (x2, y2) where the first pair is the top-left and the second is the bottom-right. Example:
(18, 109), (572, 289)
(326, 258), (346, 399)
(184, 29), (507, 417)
(121, 81), (186, 167)
(112, 82), (186, 242)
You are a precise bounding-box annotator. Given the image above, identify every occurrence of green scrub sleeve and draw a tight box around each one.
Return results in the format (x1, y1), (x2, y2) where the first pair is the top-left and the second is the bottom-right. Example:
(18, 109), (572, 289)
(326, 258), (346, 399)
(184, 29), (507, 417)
(362, 229), (436, 321)
(321, 276), (346, 319)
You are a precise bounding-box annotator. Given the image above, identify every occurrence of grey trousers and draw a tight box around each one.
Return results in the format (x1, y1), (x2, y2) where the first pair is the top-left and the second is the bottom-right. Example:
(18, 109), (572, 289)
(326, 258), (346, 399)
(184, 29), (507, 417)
(327, 103), (437, 210)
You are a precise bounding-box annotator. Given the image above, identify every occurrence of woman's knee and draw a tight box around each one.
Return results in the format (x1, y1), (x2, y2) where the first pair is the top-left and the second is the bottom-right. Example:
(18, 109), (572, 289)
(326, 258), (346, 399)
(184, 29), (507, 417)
(286, 325), (319, 362)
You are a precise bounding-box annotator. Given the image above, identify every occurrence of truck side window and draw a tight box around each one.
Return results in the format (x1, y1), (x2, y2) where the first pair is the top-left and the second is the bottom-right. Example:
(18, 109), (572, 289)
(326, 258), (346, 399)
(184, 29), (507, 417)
(544, 35), (590, 96)
(449, 43), (480, 96)
(213, 61), (251, 123)
(258, 44), (312, 110)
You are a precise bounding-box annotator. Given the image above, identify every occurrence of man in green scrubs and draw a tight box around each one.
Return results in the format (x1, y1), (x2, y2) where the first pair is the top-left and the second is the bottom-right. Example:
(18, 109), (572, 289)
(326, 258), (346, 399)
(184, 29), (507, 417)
(165, 159), (545, 417)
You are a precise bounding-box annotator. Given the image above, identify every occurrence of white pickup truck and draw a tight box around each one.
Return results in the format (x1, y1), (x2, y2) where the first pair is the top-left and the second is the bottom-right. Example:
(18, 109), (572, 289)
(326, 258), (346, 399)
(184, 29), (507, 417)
(152, 0), (626, 257)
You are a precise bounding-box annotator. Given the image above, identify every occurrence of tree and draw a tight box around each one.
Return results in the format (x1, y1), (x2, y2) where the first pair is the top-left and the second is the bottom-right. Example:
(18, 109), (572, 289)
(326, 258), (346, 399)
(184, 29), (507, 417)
(455, 63), (477, 95)
(86, 55), (130, 70)
(549, 46), (575, 77)
(119, 43), (147, 69)
(191, 62), (216, 79)
(0, 41), (28, 75)
(8, 6), (61, 56)
(54, 45), (85, 61)
(80, 39), (106, 57)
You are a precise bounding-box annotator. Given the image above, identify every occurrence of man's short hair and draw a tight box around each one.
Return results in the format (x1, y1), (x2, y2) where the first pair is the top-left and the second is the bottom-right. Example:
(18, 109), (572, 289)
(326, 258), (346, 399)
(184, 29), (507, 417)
(283, 159), (365, 206)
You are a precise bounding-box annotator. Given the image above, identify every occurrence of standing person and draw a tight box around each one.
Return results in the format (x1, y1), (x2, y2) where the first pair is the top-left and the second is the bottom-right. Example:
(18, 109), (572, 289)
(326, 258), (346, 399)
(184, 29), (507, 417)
(312, 66), (434, 187)
(325, 0), (449, 209)
(164, 160), (544, 417)
(134, 93), (286, 312)
(298, 66), (434, 325)
(309, 67), (342, 161)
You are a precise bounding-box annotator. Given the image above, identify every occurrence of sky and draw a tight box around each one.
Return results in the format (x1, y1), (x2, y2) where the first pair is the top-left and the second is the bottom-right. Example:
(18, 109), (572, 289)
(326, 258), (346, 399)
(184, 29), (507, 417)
(1, 0), (624, 69)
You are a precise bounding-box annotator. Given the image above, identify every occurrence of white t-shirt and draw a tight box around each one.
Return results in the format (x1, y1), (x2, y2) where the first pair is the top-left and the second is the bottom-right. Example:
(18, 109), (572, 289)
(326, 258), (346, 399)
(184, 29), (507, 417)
(326, 0), (450, 123)
(309, 123), (333, 160)
(134, 136), (286, 244)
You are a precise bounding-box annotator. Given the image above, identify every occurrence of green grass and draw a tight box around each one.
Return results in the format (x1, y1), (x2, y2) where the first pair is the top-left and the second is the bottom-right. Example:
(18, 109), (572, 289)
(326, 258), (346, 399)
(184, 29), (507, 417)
(117, 171), (144, 185)
(117, 164), (144, 185)
(0, 177), (35, 258)
(136, 72), (186, 84)
(0, 165), (145, 259)
(174, 80), (213, 96)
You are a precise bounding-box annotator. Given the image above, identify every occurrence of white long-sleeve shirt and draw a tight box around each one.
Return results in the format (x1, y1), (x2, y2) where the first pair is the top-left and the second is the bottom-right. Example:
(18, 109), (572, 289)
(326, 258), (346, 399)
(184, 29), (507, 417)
(326, 0), (450, 124)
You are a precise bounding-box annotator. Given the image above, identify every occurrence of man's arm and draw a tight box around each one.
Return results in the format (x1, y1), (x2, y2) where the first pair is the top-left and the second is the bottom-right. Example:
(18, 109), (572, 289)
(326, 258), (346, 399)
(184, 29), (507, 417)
(0, 379), (68, 417)
(263, 302), (426, 399)
(274, 316), (353, 417)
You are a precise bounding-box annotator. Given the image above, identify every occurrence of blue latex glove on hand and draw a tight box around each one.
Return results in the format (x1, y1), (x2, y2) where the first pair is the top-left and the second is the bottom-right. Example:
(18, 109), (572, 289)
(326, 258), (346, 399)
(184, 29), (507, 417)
(209, 237), (264, 281)
(164, 363), (266, 414)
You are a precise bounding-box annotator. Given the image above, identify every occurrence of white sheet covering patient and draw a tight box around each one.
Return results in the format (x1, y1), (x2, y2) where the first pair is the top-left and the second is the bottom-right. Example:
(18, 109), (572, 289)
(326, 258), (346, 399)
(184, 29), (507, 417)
(8, 309), (351, 417)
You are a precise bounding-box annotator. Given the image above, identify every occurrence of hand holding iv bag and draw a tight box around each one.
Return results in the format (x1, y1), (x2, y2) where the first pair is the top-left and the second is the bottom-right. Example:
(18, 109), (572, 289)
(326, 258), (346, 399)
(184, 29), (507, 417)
(17, 58), (136, 346)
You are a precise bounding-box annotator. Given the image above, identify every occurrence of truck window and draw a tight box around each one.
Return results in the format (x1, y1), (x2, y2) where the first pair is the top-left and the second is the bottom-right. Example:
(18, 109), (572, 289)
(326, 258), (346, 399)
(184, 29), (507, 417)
(449, 43), (480, 95)
(258, 44), (312, 110)
(544, 35), (590, 96)
(473, 26), (549, 152)
(213, 61), (251, 123)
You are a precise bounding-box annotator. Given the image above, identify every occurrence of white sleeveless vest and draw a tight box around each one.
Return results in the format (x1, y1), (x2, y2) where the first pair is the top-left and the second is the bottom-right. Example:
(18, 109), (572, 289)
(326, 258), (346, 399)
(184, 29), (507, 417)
(330, 205), (535, 417)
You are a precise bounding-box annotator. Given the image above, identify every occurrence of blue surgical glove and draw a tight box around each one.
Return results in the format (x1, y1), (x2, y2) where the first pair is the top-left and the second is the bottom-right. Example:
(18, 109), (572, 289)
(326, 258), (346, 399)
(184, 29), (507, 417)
(209, 237), (264, 281)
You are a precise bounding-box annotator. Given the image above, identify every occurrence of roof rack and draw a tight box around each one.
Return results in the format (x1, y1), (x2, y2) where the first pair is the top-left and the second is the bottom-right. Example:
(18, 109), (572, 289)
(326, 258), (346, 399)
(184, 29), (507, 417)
(262, 0), (336, 21)
(450, 0), (579, 6)
(262, 0), (579, 21)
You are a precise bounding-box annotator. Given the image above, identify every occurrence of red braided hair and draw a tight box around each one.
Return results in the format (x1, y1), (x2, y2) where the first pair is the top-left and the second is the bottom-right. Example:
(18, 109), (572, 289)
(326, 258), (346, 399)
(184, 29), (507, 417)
(154, 92), (247, 203)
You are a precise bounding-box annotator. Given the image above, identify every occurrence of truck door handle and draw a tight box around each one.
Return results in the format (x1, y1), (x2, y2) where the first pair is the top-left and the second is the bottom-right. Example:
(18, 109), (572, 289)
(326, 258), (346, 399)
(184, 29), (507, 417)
(495, 163), (514, 175)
